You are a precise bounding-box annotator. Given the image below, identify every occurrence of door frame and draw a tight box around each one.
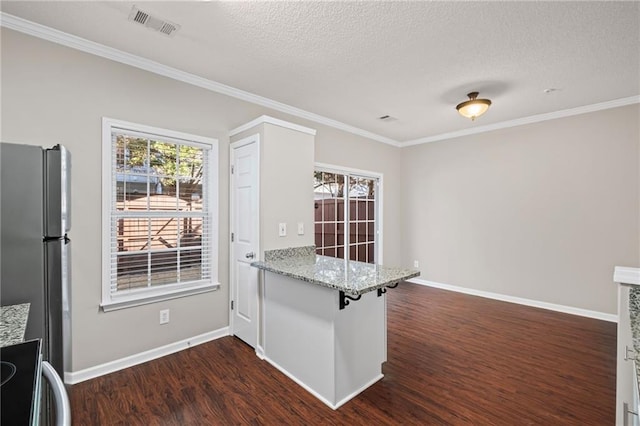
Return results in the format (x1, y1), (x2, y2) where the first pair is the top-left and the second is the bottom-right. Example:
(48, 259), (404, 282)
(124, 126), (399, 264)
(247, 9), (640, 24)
(229, 133), (261, 351)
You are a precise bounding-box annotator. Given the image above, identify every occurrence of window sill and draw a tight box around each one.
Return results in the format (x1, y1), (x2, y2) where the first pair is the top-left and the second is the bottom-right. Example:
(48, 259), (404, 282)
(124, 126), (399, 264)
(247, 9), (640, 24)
(101, 282), (220, 312)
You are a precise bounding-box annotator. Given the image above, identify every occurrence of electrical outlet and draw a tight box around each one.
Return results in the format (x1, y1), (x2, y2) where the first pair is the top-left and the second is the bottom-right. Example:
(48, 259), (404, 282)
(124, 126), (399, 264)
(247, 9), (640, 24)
(297, 222), (304, 235)
(279, 223), (287, 237)
(159, 309), (170, 325)
(414, 260), (419, 268)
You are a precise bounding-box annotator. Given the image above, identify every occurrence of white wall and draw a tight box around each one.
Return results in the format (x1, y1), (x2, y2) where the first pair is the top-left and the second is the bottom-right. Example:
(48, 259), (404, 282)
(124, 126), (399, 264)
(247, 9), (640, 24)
(401, 105), (640, 315)
(261, 124), (315, 250)
(1, 28), (402, 372)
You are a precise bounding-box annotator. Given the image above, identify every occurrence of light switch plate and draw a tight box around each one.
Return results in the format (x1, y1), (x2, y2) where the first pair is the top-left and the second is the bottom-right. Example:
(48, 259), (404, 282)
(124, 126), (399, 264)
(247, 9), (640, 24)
(297, 222), (304, 235)
(279, 223), (287, 237)
(159, 309), (170, 324)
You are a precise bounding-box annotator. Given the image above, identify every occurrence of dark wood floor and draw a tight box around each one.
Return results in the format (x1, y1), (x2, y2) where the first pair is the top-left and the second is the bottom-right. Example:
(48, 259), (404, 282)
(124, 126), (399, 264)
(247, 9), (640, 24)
(70, 283), (616, 425)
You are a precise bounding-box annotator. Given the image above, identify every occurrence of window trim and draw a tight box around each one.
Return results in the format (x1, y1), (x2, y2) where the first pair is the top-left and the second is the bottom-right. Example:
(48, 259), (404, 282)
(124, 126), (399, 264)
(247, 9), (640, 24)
(314, 163), (384, 265)
(101, 117), (219, 311)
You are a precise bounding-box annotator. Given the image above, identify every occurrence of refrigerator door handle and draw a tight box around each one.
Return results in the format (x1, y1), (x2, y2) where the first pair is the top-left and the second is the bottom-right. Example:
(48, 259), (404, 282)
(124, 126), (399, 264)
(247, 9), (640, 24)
(41, 361), (71, 426)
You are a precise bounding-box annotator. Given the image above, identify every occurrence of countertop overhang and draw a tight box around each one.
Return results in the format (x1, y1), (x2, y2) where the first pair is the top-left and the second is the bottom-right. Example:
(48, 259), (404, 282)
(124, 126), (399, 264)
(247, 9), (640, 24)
(251, 246), (420, 297)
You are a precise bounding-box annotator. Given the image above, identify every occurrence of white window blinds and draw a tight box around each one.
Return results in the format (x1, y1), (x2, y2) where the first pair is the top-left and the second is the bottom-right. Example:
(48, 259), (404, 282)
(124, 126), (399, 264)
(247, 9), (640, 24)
(102, 118), (218, 310)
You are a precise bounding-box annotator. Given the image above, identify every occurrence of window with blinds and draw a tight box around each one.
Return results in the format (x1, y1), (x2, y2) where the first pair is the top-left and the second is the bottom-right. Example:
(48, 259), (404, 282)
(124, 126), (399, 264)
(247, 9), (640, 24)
(101, 118), (219, 311)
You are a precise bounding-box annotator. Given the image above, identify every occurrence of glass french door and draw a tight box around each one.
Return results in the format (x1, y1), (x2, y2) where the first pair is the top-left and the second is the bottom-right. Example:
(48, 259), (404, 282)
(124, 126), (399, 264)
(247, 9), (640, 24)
(313, 169), (379, 264)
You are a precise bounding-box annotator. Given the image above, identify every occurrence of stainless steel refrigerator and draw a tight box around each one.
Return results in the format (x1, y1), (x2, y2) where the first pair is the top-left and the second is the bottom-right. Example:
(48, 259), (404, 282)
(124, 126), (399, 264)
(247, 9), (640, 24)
(0, 142), (71, 379)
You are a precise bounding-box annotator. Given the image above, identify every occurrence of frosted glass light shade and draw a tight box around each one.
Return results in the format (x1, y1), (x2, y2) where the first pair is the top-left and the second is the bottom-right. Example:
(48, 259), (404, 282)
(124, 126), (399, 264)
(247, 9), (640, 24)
(456, 92), (492, 121)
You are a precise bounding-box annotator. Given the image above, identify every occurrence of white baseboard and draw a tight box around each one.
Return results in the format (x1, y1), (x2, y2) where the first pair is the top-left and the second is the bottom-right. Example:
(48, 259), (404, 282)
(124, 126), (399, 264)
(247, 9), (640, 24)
(263, 355), (383, 410)
(333, 373), (384, 410)
(407, 278), (618, 323)
(255, 345), (265, 360)
(264, 356), (337, 409)
(65, 327), (230, 384)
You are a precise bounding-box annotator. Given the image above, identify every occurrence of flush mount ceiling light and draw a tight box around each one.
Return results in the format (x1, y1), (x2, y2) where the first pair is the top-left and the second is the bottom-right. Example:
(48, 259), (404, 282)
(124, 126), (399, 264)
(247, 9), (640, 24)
(456, 92), (492, 121)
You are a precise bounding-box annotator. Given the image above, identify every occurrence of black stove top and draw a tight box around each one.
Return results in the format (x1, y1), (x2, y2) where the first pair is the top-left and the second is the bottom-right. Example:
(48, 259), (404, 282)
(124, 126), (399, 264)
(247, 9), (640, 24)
(1, 339), (41, 425)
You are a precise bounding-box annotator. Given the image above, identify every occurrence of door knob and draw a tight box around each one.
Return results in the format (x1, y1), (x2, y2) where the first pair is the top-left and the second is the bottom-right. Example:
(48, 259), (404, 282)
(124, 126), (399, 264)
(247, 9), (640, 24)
(245, 252), (255, 259)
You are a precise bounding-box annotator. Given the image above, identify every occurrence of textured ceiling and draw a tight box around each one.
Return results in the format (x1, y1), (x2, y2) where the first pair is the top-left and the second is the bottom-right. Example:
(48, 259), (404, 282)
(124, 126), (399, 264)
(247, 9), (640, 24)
(1, 1), (639, 144)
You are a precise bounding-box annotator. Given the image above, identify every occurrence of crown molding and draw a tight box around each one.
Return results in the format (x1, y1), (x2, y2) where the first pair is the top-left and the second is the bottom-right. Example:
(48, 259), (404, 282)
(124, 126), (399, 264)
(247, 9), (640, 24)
(0, 12), (399, 148)
(2, 12), (637, 149)
(401, 95), (640, 147)
(229, 115), (317, 137)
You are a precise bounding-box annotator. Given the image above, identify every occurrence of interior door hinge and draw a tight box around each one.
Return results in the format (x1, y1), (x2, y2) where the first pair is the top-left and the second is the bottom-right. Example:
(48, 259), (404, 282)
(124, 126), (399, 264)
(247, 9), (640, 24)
(231, 300), (234, 310)
(231, 165), (234, 174)
(231, 232), (234, 242)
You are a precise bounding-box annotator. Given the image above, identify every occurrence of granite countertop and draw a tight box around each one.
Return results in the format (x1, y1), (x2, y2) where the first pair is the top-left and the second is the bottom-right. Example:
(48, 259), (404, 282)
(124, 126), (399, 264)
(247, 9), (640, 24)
(0, 303), (30, 347)
(628, 287), (640, 392)
(251, 246), (420, 296)
(630, 287), (640, 347)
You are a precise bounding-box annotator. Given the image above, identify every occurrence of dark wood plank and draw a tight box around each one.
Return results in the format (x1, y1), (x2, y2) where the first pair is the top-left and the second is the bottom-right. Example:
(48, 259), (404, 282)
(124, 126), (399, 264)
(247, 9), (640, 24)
(70, 283), (615, 425)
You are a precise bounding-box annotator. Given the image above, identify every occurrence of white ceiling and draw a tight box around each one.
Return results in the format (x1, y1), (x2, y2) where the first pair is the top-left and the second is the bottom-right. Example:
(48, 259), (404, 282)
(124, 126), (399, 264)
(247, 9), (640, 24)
(1, 1), (639, 145)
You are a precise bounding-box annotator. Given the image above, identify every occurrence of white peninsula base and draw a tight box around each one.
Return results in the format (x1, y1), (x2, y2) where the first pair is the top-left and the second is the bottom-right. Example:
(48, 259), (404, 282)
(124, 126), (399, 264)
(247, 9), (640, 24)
(262, 272), (386, 409)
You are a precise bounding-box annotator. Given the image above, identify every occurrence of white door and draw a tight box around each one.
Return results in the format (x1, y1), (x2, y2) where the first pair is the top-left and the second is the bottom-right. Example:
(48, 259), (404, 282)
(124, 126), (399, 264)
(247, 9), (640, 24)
(230, 136), (260, 348)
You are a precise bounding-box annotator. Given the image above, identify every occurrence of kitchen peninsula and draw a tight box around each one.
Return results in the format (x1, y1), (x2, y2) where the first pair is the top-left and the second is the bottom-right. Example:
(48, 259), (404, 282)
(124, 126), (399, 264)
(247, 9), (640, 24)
(251, 246), (419, 409)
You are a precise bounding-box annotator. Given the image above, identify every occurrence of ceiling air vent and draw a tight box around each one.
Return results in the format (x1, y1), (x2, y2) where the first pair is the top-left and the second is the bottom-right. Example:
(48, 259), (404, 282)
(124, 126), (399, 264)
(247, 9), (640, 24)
(128, 6), (181, 37)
